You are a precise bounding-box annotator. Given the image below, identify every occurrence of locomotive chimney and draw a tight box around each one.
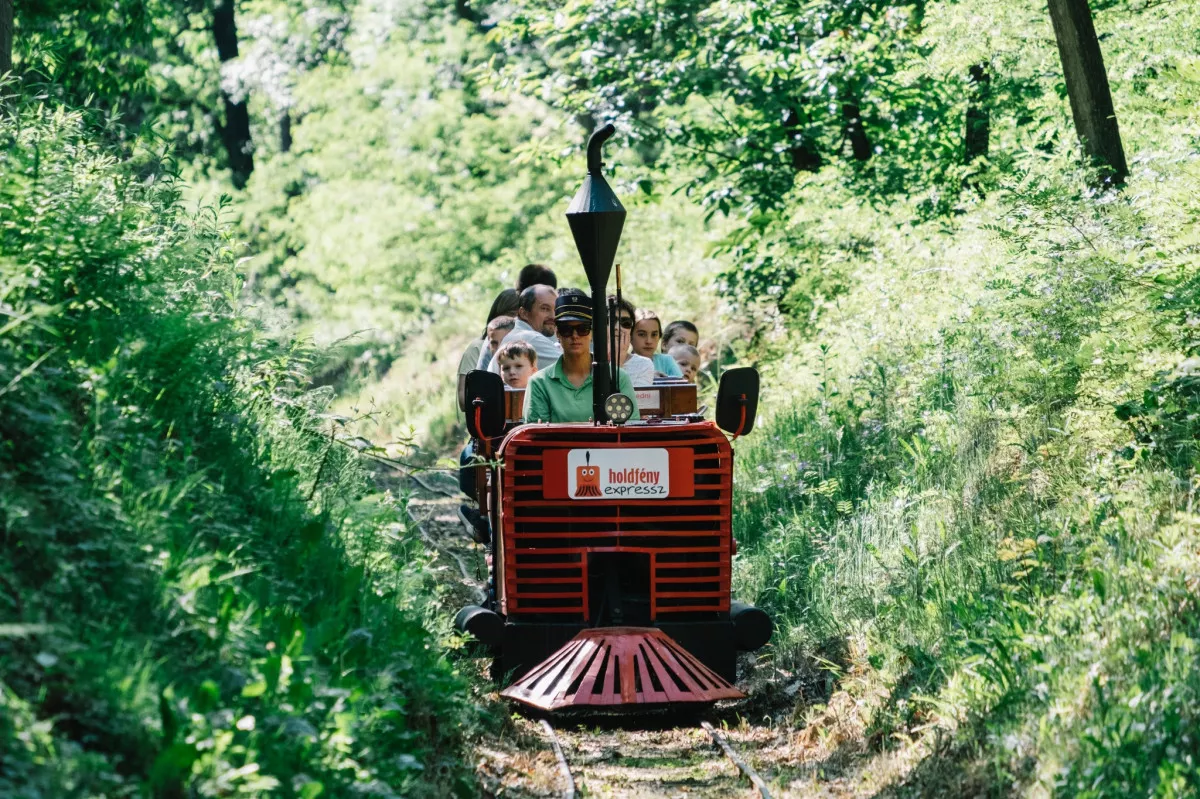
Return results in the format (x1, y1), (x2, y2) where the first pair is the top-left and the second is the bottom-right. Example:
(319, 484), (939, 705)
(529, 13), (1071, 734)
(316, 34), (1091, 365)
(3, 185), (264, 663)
(566, 123), (626, 424)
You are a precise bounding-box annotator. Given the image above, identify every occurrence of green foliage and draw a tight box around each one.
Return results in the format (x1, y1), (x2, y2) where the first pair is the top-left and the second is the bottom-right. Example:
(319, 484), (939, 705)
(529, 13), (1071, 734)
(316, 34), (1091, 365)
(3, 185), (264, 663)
(728, 97), (1200, 791)
(209, 0), (1200, 792)
(236, 9), (571, 344)
(11, 0), (175, 114)
(1115, 267), (1200, 472)
(0, 104), (472, 797)
(1116, 362), (1200, 472)
(485, 0), (1056, 215)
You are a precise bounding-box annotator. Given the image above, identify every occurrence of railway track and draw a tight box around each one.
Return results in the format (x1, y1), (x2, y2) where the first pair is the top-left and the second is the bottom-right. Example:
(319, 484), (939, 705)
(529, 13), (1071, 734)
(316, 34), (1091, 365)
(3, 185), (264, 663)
(535, 716), (773, 798)
(383, 465), (783, 798)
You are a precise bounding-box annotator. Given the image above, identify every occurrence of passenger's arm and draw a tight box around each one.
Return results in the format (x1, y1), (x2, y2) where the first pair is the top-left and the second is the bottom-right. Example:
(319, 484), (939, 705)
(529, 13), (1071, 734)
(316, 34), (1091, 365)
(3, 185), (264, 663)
(457, 341), (482, 412)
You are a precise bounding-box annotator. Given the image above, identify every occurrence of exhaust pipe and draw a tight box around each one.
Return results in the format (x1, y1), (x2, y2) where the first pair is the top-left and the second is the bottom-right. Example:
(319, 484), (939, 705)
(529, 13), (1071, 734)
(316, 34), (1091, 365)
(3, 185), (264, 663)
(566, 123), (626, 423)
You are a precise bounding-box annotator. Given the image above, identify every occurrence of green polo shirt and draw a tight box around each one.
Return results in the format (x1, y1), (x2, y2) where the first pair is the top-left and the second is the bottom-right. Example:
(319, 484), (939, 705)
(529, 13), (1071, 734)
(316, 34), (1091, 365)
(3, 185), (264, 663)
(523, 358), (641, 423)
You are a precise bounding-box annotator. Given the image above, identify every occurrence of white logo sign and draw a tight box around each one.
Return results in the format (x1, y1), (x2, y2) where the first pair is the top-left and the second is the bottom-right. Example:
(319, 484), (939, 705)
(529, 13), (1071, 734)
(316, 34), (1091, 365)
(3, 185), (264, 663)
(634, 389), (660, 409)
(567, 448), (670, 500)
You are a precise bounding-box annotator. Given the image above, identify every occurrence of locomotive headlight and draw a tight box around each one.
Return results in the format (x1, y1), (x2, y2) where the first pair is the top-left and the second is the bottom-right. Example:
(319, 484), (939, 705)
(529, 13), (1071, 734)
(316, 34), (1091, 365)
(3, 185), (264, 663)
(604, 392), (634, 424)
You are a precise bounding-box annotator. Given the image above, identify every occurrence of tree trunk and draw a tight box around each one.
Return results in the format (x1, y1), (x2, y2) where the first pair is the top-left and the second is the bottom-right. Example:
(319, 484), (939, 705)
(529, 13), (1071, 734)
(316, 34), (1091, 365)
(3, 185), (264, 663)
(454, 0), (485, 25)
(1, 0), (14, 80)
(213, 0), (254, 189)
(1046, 0), (1127, 184)
(964, 64), (991, 164)
(280, 110), (292, 153)
(842, 102), (872, 161)
(783, 107), (822, 172)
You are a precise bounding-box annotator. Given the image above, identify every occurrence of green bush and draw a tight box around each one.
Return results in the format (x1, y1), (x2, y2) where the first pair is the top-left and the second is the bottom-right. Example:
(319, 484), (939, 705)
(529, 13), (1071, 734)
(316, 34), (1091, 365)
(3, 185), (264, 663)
(0, 104), (472, 797)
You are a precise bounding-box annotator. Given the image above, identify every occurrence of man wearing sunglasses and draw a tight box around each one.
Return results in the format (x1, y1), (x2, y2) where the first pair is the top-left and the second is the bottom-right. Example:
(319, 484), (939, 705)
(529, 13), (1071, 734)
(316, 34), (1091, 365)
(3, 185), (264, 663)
(523, 290), (641, 424)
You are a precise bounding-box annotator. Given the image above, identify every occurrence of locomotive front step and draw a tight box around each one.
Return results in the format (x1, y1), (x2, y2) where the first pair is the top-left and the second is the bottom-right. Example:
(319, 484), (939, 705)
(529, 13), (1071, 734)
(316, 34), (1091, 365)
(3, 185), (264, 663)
(500, 627), (744, 712)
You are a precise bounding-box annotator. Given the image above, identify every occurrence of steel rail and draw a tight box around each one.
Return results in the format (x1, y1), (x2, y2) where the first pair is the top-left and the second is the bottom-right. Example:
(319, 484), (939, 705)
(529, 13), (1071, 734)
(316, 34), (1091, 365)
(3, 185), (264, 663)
(540, 720), (576, 799)
(702, 720), (772, 798)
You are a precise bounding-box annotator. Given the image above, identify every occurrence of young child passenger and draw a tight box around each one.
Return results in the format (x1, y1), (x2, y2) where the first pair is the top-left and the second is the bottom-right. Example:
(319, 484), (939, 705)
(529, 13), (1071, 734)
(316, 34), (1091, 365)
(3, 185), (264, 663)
(662, 320), (699, 352)
(631, 309), (683, 378)
(668, 344), (701, 383)
(486, 316), (516, 357)
(495, 340), (537, 390)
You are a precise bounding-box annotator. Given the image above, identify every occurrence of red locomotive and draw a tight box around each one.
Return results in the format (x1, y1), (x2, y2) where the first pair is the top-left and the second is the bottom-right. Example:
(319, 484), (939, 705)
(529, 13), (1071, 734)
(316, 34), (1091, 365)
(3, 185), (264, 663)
(456, 125), (771, 713)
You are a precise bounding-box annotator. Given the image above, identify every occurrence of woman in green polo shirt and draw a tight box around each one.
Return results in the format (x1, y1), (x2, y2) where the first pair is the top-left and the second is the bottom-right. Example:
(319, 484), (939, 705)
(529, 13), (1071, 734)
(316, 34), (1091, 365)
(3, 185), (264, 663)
(523, 290), (640, 424)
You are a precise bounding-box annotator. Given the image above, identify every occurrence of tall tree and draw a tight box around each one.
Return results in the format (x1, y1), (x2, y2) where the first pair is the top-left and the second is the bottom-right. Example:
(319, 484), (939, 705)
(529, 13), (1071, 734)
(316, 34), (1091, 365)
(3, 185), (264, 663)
(1047, 0), (1127, 184)
(842, 102), (873, 162)
(1, 0), (13, 80)
(784, 107), (823, 172)
(213, 0), (254, 188)
(964, 64), (991, 164)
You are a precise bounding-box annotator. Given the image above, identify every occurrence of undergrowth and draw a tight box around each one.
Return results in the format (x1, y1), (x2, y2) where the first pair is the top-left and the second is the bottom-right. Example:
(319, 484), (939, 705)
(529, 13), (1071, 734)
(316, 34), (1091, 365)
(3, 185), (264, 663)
(730, 149), (1200, 793)
(0, 105), (473, 797)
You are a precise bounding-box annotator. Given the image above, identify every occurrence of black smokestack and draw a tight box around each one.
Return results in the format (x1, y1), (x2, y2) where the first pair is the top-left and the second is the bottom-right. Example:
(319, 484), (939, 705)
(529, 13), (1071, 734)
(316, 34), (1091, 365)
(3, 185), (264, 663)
(566, 124), (626, 423)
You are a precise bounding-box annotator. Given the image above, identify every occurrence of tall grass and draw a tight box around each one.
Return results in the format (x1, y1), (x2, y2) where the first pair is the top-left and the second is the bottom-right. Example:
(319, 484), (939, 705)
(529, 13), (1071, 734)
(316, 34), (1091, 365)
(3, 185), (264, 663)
(730, 142), (1200, 792)
(0, 105), (473, 797)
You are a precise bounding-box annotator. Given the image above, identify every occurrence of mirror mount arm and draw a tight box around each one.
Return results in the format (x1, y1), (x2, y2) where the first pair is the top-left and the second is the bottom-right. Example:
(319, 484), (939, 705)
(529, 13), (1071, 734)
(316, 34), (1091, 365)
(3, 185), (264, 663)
(731, 395), (748, 441)
(471, 399), (492, 456)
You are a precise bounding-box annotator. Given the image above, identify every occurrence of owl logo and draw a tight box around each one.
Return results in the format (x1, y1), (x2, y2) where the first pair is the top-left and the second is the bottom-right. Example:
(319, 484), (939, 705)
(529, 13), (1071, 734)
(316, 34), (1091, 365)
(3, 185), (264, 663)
(574, 451), (602, 497)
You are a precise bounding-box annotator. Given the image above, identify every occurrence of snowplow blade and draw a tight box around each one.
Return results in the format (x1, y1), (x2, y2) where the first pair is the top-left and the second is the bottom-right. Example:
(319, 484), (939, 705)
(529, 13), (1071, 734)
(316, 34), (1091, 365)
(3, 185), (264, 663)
(501, 627), (744, 712)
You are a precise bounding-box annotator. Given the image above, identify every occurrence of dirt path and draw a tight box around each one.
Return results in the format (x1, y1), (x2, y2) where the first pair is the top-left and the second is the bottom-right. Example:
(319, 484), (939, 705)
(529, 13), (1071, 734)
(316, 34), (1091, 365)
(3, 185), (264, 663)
(385, 465), (935, 798)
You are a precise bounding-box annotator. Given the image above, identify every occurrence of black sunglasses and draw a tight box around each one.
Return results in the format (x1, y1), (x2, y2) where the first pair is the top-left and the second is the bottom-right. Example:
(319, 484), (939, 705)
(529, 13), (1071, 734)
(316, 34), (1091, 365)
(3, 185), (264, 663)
(616, 317), (634, 330)
(557, 323), (592, 338)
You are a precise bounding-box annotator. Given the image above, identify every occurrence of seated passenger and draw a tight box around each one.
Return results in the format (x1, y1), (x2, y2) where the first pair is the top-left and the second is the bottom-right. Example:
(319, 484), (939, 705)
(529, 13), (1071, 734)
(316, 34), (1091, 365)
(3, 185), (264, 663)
(668, 343), (701, 383)
(457, 288), (519, 412)
(496, 340), (537, 390)
(486, 316), (515, 355)
(516, 263), (558, 292)
(610, 296), (655, 385)
(524, 290), (640, 424)
(484, 284), (562, 373)
(662, 319), (700, 352)
(631, 309), (684, 378)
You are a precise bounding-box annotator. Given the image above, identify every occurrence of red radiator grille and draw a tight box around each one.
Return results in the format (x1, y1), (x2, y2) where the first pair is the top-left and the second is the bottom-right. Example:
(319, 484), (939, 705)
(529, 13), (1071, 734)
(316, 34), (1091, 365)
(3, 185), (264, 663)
(498, 423), (732, 621)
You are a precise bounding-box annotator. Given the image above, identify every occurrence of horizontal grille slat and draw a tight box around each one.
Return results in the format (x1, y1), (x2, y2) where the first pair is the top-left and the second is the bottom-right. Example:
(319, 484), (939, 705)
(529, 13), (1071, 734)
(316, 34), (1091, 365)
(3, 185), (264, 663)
(516, 577), (583, 585)
(513, 559), (588, 566)
(655, 591), (725, 598)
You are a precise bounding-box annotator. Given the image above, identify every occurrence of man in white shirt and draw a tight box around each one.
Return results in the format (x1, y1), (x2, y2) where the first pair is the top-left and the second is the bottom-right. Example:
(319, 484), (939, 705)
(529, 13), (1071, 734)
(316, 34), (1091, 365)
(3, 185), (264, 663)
(486, 284), (562, 373)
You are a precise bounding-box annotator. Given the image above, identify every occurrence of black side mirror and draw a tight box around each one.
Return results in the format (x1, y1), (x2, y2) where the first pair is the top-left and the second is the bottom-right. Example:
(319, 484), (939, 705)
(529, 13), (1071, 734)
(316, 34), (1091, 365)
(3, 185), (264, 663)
(716, 367), (759, 436)
(465, 370), (506, 439)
